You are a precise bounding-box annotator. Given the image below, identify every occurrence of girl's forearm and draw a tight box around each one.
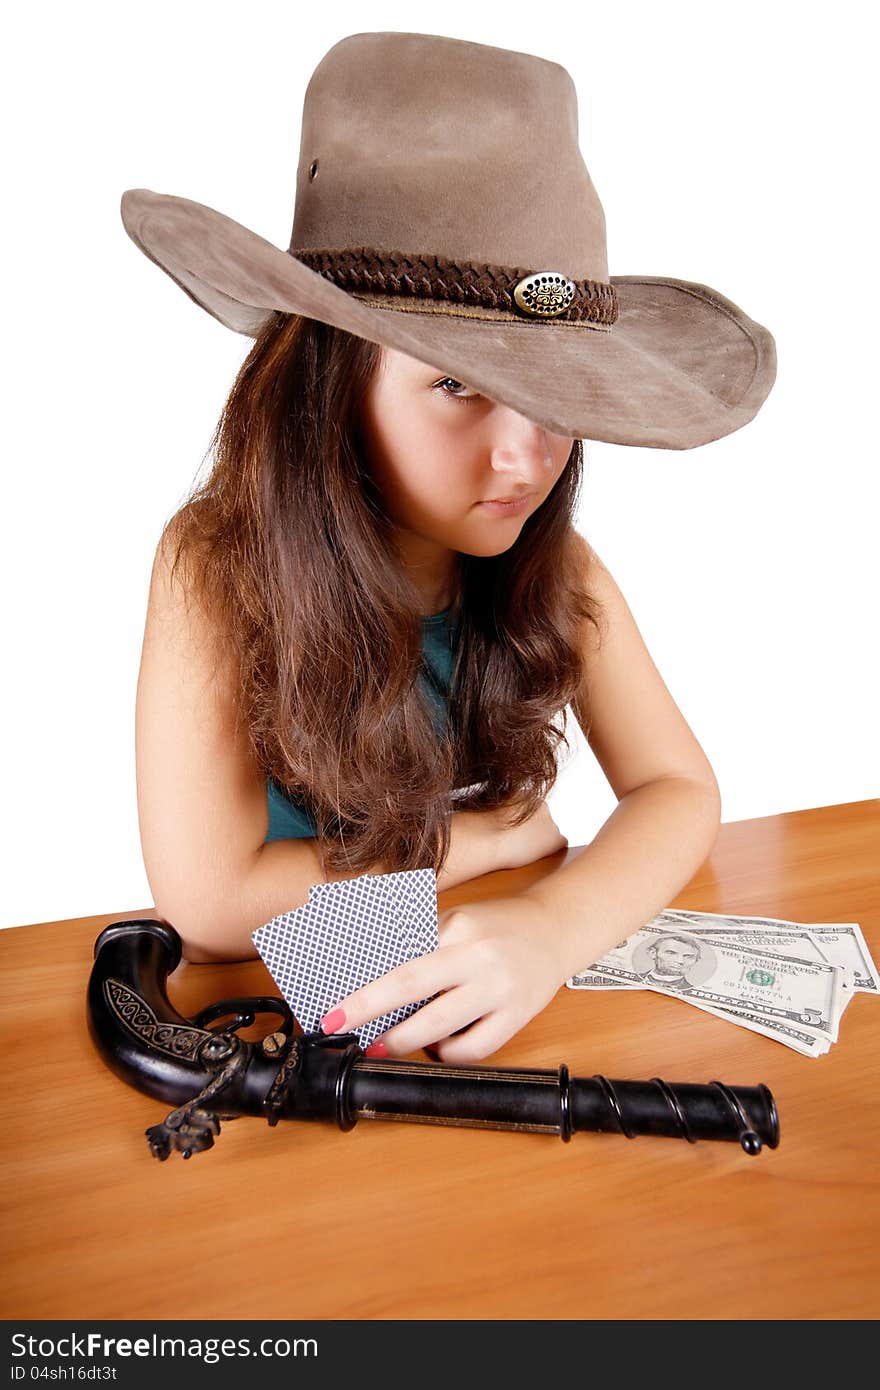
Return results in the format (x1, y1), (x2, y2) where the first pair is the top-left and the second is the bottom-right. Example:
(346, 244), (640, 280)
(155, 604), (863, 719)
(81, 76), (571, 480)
(522, 776), (723, 982)
(177, 808), (506, 963)
(178, 837), (376, 963)
(436, 806), (514, 893)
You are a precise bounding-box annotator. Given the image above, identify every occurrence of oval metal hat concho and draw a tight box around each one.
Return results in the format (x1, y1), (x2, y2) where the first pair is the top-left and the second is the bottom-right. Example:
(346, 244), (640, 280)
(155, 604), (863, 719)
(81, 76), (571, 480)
(513, 271), (577, 318)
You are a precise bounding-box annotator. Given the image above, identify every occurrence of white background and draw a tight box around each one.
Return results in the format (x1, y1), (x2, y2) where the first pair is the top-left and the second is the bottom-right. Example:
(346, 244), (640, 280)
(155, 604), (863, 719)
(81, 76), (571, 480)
(3, 0), (877, 932)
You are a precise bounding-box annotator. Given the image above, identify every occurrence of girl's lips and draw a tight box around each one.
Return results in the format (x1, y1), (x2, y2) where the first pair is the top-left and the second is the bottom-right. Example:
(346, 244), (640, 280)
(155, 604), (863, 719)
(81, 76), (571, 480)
(478, 495), (533, 515)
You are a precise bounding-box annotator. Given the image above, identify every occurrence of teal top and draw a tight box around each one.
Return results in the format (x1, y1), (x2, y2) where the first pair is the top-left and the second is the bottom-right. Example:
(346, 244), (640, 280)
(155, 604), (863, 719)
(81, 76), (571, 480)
(265, 606), (459, 843)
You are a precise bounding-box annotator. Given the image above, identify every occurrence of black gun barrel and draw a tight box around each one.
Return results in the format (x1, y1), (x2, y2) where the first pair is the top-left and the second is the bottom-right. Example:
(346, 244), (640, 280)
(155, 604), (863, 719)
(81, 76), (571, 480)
(88, 919), (779, 1158)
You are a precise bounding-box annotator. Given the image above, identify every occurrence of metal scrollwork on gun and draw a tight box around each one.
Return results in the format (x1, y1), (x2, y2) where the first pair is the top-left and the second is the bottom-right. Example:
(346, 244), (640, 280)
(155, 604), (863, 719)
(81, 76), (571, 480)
(87, 920), (780, 1161)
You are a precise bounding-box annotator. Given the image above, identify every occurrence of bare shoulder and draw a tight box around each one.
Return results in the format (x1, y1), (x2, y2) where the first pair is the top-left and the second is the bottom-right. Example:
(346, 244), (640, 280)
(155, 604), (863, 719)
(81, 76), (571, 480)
(568, 528), (614, 654)
(144, 524), (233, 690)
(569, 530), (720, 799)
(148, 524), (213, 631)
(136, 524), (268, 942)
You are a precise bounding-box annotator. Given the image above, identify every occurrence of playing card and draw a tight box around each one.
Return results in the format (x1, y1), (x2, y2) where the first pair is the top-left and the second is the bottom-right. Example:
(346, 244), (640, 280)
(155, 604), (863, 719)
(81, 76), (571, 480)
(252, 869), (440, 1048)
(309, 867), (439, 956)
(345, 867), (439, 956)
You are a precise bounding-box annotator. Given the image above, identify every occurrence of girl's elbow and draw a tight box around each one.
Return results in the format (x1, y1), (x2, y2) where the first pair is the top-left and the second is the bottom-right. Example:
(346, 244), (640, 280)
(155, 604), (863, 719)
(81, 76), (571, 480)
(693, 774), (723, 843)
(151, 894), (255, 965)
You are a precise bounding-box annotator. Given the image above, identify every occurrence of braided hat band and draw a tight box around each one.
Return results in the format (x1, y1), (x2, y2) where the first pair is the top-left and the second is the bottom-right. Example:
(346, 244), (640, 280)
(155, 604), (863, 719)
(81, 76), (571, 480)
(291, 248), (619, 328)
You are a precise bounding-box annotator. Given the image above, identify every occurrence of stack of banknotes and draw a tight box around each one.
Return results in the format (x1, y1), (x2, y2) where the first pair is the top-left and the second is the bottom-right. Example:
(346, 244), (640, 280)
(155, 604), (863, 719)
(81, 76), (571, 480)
(566, 908), (878, 1056)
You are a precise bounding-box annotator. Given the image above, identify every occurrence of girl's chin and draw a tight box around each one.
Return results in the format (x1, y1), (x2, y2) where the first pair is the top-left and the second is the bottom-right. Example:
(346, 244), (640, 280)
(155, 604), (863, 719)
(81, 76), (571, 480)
(405, 514), (525, 559)
(457, 536), (521, 558)
(465, 513), (529, 544)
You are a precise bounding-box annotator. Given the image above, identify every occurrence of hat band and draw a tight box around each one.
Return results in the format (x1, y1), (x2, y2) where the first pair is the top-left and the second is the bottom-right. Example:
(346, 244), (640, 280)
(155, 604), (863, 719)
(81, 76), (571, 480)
(290, 247), (618, 326)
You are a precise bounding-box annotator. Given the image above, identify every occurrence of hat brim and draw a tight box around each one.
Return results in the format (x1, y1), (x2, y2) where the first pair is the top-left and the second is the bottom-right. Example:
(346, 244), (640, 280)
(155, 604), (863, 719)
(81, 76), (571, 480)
(121, 188), (776, 450)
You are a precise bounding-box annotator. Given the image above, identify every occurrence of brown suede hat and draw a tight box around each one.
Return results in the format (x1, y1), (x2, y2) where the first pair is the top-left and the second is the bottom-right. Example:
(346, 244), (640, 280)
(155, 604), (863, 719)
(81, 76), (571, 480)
(120, 30), (776, 450)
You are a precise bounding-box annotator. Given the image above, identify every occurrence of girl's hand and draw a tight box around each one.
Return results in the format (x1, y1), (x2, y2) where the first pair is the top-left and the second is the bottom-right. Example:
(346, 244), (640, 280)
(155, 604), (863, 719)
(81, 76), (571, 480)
(319, 894), (565, 1064)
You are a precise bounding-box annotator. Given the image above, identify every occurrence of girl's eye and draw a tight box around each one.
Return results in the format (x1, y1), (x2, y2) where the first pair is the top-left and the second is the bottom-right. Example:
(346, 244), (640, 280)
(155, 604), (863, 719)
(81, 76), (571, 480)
(435, 377), (481, 404)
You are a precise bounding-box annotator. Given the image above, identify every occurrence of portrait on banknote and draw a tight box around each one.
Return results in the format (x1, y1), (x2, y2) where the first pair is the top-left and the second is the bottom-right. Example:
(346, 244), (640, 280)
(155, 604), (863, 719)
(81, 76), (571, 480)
(632, 934), (717, 991)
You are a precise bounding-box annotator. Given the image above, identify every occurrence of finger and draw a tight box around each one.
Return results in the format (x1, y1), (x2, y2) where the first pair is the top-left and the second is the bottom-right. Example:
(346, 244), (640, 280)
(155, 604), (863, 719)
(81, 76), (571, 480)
(422, 1023), (470, 1062)
(367, 986), (485, 1058)
(430, 1010), (511, 1066)
(319, 947), (461, 1035)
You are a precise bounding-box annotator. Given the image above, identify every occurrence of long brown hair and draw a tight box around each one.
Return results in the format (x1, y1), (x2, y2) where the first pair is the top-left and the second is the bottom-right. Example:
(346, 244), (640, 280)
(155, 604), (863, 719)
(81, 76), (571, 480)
(163, 311), (602, 874)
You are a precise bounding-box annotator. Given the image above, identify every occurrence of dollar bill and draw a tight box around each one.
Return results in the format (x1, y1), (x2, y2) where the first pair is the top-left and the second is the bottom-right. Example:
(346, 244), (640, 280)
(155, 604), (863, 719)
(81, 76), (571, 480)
(567, 965), (833, 1056)
(646, 910), (877, 991)
(564, 910), (874, 1054)
(791, 925), (876, 992)
(679, 997), (832, 1058)
(686, 934), (857, 1026)
(585, 924), (842, 1035)
(568, 931), (830, 988)
(568, 972), (638, 991)
(687, 928), (830, 965)
(656, 908), (819, 931)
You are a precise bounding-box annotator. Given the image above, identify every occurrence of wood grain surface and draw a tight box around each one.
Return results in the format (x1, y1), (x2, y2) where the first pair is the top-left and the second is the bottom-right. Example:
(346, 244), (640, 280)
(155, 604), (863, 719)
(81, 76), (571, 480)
(2, 799), (878, 1320)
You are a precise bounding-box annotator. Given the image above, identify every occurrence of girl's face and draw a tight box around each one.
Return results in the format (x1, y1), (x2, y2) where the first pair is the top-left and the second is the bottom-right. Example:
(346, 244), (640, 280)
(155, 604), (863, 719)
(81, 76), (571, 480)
(359, 346), (574, 604)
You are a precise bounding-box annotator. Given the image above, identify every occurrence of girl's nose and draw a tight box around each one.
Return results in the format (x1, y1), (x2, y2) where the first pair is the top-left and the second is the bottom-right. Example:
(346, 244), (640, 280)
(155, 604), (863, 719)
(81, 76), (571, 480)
(490, 420), (558, 480)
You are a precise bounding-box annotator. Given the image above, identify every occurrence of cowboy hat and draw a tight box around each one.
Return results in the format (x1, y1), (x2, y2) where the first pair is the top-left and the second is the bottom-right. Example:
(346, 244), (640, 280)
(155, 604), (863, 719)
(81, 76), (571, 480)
(120, 30), (776, 449)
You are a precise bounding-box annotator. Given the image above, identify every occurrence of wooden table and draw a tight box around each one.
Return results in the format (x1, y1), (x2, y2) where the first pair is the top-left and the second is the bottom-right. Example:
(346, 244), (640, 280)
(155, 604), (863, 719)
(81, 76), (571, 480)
(2, 800), (878, 1320)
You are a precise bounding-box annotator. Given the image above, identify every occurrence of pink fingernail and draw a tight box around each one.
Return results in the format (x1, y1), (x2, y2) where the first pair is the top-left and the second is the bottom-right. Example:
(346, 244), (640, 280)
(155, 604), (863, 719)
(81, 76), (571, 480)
(365, 1038), (387, 1057)
(321, 1007), (347, 1033)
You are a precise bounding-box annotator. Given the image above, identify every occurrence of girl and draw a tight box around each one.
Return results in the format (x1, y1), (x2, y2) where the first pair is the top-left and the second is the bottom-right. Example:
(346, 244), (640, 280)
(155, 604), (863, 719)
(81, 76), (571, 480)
(129, 32), (776, 1065)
